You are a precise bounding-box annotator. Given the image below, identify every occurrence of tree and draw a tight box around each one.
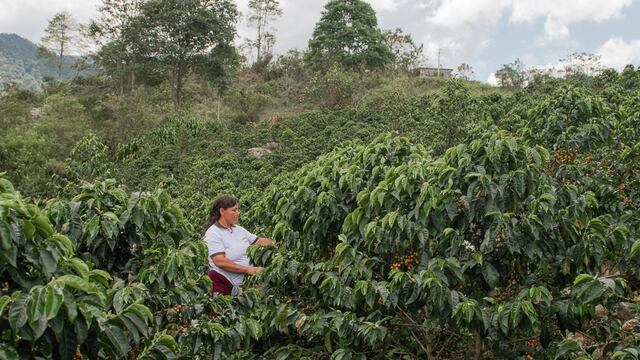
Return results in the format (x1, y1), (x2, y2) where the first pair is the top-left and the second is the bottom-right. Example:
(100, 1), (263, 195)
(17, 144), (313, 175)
(560, 52), (603, 77)
(246, 0), (282, 64)
(495, 58), (526, 89)
(305, 0), (393, 71)
(198, 44), (240, 120)
(130, 0), (238, 109)
(454, 63), (474, 80)
(39, 11), (79, 79)
(383, 28), (425, 72)
(89, 0), (143, 94)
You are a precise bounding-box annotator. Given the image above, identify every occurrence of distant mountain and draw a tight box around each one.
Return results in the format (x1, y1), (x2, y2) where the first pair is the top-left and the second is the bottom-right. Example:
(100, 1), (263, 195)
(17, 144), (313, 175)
(0, 33), (85, 91)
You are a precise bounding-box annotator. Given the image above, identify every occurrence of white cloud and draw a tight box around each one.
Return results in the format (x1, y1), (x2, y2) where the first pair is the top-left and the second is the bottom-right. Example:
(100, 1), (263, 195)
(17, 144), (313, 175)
(597, 37), (640, 69)
(509, 0), (631, 24)
(542, 18), (569, 41)
(368, 0), (406, 12)
(424, 0), (632, 49)
(487, 72), (499, 86)
(426, 0), (510, 29)
(0, 0), (100, 43)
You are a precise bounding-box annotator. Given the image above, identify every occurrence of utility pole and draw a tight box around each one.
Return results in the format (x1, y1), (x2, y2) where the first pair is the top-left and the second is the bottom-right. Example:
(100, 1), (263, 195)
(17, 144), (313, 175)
(437, 48), (441, 77)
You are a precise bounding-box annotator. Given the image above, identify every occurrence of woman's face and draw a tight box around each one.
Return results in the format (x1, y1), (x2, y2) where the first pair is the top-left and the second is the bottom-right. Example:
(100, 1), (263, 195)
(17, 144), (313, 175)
(220, 204), (239, 225)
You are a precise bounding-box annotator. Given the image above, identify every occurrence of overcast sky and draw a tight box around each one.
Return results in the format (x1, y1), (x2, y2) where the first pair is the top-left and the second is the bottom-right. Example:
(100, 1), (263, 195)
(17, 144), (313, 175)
(1, 0), (639, 83)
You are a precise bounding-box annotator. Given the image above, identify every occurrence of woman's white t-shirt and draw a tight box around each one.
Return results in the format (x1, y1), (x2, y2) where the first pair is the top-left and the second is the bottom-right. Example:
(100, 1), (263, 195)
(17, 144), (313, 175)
(204, 224), (258, 286)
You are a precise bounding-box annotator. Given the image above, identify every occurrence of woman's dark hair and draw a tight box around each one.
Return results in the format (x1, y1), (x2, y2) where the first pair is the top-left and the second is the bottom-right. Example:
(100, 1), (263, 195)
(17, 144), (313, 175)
(203, 195), (238, 235)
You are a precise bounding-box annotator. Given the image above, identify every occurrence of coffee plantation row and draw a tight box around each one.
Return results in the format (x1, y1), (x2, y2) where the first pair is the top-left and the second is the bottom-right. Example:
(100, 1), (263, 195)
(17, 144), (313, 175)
(2, 68), (640, 358)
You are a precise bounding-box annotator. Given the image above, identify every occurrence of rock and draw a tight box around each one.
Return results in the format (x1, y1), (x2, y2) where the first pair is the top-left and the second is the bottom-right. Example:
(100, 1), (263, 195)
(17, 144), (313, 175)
(623, 319), (639, 331)
(248, 147), (272, 158)
(30, 107), (42, 119)
(616, 302), (635, 322)
(567, 332), (587, 344)
(263, 142), (279, 150)
(594, 304), (606, 319)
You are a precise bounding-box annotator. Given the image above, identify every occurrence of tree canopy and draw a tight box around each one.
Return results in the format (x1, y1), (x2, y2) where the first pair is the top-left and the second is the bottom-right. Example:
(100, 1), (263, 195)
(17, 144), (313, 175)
(126, 0), (238, 109)
(305, 0), (393, 71)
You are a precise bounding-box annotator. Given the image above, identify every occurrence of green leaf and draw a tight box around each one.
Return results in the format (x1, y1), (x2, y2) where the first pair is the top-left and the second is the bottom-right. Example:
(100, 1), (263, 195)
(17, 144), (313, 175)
(39, 249), (58, 278)
(102, 323), (130, 357)
(1, 221), (13, 250)
(0, 343), (19, 360)
(245, 318), (263, 340)
(63, 289), (77, 323)
(9, 292), (29, 331)
(56, 275), (91, 293)
(573, 274), (593, 286)
(44, 284), (64, 320)
(0, 295), (11, 317)
(33, 214), (55, 237)
(121, 310), (148, 337)
(631, 239), (640, 259)
(29, 316), (48, 340)
(554, 339), (581, 359)
(481, 262), (499, 288)
(69, 258), (90, 280)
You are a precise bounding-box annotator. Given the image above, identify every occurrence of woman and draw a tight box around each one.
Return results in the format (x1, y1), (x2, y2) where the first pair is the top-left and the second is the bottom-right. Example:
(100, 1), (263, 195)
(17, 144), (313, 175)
(203, 195), (275, 296)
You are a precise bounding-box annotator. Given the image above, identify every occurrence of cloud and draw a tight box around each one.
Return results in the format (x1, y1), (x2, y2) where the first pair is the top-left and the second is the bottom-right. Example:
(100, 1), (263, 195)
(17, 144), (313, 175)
(597, 37), (640, 69)
(542, 18), (569, 41)
(426, 0), (510, 29)
(509, 0), (632, 24)
(487, 72), (499, 86)
(424, 0), (632, 52)
(0, 0), (100, 43)
(368, 0), (407, 12)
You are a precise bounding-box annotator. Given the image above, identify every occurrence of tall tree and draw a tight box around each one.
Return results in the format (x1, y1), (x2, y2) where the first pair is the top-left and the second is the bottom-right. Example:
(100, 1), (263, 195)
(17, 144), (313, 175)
(198, 44), (240, 120)
(131, 0), (238, 109)
(383, 28), (425, 72)
(247, 0), (282, 63)
(39, 11), (79, 79)
(305, 0), (393, 71)
(89, 0), (142, 94)
(560, 52), (603, 77)
(455, 63), (474, 80)
(495, 59), (526, 89)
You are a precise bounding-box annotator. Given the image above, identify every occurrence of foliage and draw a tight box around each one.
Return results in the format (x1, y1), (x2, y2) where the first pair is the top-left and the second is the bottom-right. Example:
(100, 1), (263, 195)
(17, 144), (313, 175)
(0, 34), (83, 91)
(495, 59), (526, 89)
(38, 11), (82, 80)
(0, 175), (160, 359)
(246, 0), (282, 63)
(305, 0), (393, 71)
(383, 28), (425, 73)
(236, 129), (639, 358)
(3, 25), (640, 358)
(127, 0), (239, 108)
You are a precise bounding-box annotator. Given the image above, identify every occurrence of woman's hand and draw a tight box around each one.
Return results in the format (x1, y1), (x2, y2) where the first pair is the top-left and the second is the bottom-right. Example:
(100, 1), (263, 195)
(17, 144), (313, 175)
(254, 237), (276, 246)
(245, 266), (264, 275)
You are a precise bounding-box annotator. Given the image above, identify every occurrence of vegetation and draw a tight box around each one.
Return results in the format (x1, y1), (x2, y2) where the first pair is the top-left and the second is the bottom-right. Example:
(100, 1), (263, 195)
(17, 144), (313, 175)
(2, 1), (640, 359)
(305, 0), (393, 71)
(0, 34), (86, 91)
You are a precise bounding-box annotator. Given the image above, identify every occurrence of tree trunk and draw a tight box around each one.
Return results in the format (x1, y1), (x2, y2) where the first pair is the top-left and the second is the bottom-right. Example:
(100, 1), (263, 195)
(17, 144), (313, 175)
(256, 25), (262, 62)
(217, 92), (221, 121)
(130, 71), (135, 93)
(117, 62), (124, 96)
(171, 70), (183, 110)
(58, 41), (65, 80)
(474, 332), (483, 360)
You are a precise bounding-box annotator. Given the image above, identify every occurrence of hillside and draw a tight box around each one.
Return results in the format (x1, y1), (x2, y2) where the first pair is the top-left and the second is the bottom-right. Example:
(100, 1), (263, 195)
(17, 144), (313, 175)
(0, 33), (81, 91)
(2, 0), (640, 358)
(1, 70), (640, 358)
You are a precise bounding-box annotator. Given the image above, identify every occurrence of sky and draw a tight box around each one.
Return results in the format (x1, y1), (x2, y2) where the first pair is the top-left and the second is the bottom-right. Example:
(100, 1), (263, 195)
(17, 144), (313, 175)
(1, 0), (639, 83)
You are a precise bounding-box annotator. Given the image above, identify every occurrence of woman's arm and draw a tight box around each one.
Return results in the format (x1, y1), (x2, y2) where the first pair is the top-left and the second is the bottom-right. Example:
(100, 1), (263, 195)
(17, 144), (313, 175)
(254, 237), (276, 246)
(211, 254), (263, 275)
